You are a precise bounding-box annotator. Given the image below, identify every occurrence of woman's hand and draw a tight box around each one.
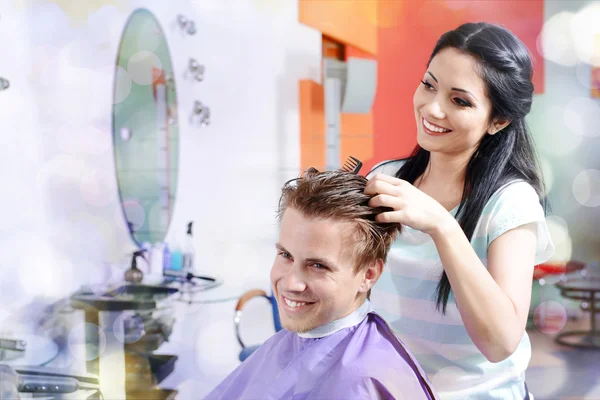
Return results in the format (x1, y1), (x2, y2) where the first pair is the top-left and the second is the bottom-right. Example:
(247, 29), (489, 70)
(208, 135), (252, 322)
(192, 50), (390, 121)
(365, 173), (457, 236)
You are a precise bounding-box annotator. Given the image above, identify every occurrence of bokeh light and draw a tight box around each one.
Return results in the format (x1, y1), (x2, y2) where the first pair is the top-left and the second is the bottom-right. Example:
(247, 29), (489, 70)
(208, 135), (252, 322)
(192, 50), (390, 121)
(545, 215), (570, 247)
(122, 200), (146, 232)
(534, 301), (567, 335)
(563, 97), (600, 138)
(545, 214), (573, 265)
(537, 11), (577, 66)
(127, 51), (162, 85)
(113, 312), (145, 344)
(572, 169), (600, 207)
(534, 105), (582, 157)
(539, 5), (600, 67)
(541, 215), (571, 284)
(113, 66), (132, 104)
(68, 322), (106, 361)
(569, 3), (600, 67)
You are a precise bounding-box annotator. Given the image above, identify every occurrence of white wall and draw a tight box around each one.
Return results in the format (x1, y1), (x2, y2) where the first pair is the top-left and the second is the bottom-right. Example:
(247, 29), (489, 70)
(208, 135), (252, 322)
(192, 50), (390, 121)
(0, 0), (321, 395)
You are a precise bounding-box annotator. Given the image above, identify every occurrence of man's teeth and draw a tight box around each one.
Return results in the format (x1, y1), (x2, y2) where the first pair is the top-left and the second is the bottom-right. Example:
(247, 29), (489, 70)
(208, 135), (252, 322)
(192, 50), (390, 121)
(424, 119), (450, 133)
(284, 298), (308, 308)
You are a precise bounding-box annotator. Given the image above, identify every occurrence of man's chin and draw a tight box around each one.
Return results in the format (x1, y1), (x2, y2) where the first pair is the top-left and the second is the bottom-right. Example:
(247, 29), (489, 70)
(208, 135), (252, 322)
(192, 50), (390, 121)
(281, 319), (320, 333)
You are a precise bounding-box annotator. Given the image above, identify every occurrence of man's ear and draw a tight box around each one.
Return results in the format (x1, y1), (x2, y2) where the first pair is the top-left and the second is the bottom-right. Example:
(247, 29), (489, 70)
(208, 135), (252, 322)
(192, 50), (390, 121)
(488, 118), (510, 135)
(358, 259), (384, 293)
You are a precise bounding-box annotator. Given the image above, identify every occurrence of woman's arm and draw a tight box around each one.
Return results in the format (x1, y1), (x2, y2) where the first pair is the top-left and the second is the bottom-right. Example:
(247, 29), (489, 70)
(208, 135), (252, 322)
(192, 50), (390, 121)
(431, 218), (537, 362)
(366, 173), (540, 362)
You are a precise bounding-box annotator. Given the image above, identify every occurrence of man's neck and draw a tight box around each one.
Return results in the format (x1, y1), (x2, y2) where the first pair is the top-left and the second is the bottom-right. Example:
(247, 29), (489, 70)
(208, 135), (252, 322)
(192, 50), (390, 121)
(296, 299), (372, 339)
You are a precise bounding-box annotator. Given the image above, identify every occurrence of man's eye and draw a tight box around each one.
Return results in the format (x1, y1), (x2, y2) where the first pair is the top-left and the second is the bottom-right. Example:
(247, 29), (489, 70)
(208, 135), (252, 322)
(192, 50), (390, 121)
(312, 263), (328, 270)
(278, 251), (292, 259)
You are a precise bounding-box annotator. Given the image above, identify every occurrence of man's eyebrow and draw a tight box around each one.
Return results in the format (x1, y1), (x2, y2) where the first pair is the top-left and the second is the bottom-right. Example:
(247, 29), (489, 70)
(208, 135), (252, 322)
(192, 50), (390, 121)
(275, 243), (287, 252)
(276, 243), (340, 271)
(305, 256), (338, 271)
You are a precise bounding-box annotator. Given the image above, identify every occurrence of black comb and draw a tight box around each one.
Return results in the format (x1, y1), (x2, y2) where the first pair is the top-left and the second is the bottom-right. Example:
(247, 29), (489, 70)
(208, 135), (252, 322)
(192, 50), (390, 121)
(340, 156), (363, 174)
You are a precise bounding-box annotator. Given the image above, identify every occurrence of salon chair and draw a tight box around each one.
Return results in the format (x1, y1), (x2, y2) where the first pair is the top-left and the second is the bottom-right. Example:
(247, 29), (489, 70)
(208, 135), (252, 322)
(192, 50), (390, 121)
(234, 290), (282, 362)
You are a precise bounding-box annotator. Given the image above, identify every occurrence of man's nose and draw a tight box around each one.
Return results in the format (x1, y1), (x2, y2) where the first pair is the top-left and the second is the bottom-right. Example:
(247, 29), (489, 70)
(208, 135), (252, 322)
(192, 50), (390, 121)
(281, 264), (307, 292)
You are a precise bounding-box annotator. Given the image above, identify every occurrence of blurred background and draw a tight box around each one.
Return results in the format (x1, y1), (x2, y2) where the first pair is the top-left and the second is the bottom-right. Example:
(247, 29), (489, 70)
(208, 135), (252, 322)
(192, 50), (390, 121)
(0, 0), (598, 399)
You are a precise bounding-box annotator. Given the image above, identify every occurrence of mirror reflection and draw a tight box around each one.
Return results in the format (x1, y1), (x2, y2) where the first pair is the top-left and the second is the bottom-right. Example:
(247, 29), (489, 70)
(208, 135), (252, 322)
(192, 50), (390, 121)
(113, 8), (179, 245)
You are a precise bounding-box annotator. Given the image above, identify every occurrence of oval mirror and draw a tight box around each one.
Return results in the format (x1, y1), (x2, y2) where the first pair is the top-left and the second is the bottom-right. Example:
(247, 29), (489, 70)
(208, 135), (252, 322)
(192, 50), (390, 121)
(113, 9), (179, 246)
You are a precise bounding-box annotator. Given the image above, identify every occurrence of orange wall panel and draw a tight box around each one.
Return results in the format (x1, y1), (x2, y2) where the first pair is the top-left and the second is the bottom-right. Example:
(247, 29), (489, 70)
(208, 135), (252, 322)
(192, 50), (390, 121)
(299, 80), (325, 171)
(341, 113), (374, 169)
(299, 79), (375, 172)
(299, 0), (377, 55)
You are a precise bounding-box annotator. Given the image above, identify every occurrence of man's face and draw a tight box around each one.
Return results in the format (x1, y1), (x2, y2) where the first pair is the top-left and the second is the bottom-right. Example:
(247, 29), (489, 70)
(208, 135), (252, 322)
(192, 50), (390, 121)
(270, 207), (369, 333)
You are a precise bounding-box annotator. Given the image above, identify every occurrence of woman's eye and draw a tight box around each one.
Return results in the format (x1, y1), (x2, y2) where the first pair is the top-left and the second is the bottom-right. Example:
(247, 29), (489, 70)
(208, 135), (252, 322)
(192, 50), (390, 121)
(421, 80), (435, 91)
(453, 97), (472, 107)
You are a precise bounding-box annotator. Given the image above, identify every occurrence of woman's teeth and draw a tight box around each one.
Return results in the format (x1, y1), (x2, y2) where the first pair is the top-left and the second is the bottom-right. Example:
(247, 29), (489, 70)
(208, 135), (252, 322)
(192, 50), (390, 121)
(423, 118), (451, 133)
(284, 298), (308, 308)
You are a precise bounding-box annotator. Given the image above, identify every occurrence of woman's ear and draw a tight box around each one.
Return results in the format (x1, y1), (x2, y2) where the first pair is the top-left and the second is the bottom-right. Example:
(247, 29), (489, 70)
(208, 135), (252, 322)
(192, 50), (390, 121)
(488, 119), (510, 135)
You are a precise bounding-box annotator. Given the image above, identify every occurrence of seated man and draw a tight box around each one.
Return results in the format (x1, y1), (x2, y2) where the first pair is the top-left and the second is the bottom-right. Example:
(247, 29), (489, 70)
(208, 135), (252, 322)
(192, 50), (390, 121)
(207, 168), (436, 400)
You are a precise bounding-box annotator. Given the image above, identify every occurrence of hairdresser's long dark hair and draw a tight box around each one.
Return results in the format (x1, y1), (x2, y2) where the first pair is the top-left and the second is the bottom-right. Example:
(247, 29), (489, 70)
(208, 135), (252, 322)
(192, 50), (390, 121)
(397, 22), (545, 314)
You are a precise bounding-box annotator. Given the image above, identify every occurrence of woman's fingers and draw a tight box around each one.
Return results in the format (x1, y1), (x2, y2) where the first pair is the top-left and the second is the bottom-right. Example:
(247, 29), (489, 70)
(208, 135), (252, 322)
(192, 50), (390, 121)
(375, 210), (405, 224)
(364, 179), (401, 196)
(368, 173), (404, 186)
(368, 194), (402, 210)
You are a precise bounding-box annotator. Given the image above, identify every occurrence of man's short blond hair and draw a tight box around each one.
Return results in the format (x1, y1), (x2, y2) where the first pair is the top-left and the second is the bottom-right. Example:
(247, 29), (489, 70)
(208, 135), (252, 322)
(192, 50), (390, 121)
(277, 168), (401, 272)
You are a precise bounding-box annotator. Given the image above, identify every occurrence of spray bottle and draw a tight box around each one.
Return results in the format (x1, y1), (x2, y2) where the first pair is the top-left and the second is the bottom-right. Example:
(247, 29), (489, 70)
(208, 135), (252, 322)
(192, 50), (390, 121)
(124, 249), (146, 284)
(183, 221), (195, 274)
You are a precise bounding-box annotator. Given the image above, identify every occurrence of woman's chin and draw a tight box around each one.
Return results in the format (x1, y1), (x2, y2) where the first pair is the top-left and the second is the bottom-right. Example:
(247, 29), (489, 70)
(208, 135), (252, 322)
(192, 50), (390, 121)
(416, 134), (439, 152)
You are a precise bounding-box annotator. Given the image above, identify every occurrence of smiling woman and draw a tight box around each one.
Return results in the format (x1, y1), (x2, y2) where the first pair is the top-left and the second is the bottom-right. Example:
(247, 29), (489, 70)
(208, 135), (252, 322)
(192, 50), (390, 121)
(366, 22), (554, 400)
(414, 47), (509, 152)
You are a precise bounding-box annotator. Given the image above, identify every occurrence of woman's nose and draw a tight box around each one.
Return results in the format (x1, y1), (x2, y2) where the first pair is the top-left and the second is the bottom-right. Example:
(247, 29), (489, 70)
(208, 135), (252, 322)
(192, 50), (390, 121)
(423, 96), (446, 120)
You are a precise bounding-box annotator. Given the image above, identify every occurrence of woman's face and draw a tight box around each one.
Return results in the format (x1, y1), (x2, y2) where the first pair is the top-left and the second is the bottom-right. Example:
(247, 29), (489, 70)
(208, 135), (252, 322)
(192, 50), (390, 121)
(413, 47), (500, 157)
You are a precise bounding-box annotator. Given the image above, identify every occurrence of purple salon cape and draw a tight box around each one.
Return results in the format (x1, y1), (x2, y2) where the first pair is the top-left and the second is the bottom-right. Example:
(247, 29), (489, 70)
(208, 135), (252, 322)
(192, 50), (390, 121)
(206, 301), (436, 400)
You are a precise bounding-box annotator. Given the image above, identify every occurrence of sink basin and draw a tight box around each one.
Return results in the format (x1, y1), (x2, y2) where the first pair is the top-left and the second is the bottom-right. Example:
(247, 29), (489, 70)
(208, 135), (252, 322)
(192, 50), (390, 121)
(71, 283), (179, 311)
(106, 284), (178, 297)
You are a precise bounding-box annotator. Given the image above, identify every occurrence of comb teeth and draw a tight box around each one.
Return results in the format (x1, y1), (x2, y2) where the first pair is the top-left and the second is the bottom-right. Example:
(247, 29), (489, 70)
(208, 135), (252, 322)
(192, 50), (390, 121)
(340, 156), (363, 174)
